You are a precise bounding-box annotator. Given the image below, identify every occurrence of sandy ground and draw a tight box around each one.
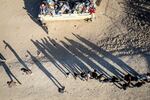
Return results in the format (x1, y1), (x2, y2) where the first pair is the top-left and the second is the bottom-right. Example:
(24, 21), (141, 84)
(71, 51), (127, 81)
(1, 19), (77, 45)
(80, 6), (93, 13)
(0, 0), (150, 100)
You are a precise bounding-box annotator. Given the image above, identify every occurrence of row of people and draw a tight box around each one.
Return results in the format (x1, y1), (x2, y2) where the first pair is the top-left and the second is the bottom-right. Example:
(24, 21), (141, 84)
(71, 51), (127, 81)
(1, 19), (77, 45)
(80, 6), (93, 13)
(40, 0), (96, 16)
(65, 69), (150, 91)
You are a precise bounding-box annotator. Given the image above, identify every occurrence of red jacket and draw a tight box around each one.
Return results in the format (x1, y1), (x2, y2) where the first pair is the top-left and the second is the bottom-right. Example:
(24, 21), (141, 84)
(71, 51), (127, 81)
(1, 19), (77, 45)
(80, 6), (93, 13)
(89, 7), (95, 14)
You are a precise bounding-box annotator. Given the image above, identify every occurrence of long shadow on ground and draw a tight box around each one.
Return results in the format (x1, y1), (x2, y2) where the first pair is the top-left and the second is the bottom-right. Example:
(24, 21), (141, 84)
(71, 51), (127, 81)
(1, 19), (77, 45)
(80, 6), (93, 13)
(3, 40), (31, 71)
(31, 34), (141, 84)
(0, 53), (21, 84)
(27, 50), (64, 90)
(23, 0), (48, 33)
(73, 34), (141, 77)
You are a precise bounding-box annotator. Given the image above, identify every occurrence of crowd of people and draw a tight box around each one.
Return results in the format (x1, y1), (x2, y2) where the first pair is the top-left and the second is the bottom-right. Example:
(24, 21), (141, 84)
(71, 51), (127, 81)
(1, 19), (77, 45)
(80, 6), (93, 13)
(39, 0), (96, 16)
(1, 52), (150, 92)
(64, 69), (150, 92)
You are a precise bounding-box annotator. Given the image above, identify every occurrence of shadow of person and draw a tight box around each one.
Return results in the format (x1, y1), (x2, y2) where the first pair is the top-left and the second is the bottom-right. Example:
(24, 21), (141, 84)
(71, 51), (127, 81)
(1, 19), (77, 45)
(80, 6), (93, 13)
(3, 40), (32, 74)
(31, 39), (68, 77)
(72, 34), (141, 78)
(143, 53), (150, 71)
(60, 40), (111, 79)
(64, 37), (125, 79)
(46, 37), (90, 73)
(23, 0), (48, 34)
(0, 53), (21, 87)
(31, 37), (86, 80)
(27, 50), (65, 93)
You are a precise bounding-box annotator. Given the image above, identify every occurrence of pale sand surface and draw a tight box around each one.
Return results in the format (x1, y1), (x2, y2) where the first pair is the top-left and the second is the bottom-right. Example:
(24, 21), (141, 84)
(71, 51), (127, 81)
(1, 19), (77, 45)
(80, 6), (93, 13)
(0, 0), (150, 100)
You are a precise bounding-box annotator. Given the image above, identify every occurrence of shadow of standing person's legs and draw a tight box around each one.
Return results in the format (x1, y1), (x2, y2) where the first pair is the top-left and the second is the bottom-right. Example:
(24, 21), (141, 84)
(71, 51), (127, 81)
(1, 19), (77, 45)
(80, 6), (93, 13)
(73, 34), (140, 78)
(27, 50), (65, 93)
(3, 40), (32, 74)
(0, 53), (21, 86)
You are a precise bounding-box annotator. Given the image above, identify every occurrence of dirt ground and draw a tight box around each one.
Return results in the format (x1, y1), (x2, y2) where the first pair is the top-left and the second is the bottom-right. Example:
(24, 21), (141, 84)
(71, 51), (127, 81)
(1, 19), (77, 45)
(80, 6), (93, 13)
(0, 0), (150, 100)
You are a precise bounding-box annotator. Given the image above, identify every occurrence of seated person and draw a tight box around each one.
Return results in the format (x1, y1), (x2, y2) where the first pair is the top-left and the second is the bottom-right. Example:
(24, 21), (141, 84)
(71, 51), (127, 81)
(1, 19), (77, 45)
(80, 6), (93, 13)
(46, 0), (54, 5)
(60, 3), (70, 14)
(40, 3), (47, 15)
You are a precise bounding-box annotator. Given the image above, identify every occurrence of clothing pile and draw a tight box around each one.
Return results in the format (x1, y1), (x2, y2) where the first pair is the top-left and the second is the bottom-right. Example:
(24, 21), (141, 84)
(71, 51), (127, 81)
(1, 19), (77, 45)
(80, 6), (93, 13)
(40, 0), (96, 16)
